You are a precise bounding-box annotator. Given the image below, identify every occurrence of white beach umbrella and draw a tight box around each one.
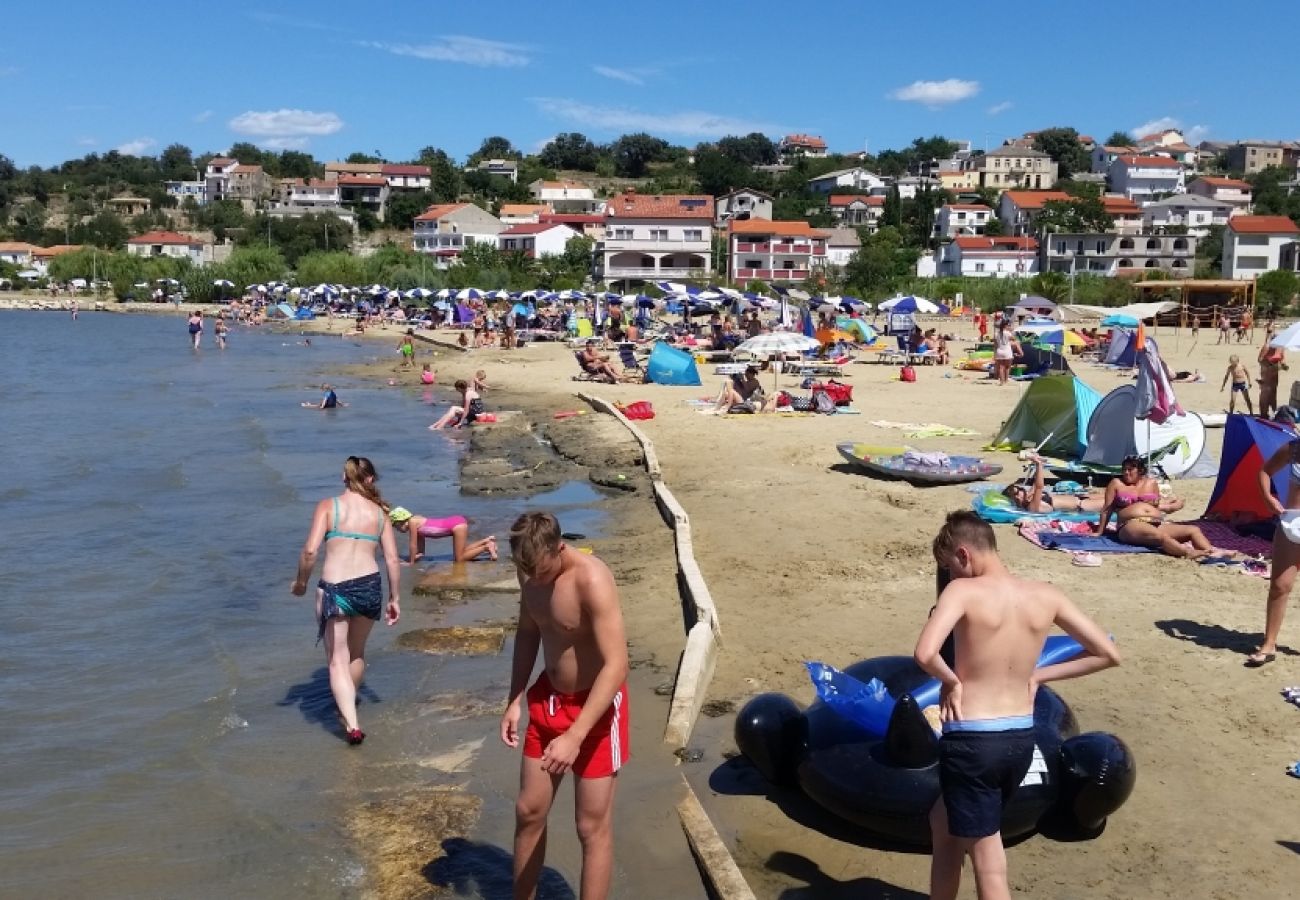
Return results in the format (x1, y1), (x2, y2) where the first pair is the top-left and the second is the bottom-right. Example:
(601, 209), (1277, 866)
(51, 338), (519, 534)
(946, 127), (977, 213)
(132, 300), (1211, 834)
(1269, 322), (1300, 351)
(455, 287), (484, 301)
(734, 332), (823, 388)
(212, 279), (234, 287)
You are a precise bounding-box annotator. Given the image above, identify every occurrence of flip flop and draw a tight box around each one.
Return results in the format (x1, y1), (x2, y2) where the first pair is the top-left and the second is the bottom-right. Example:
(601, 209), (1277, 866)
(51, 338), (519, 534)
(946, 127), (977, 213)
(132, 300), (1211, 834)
(1071, 552), (1102, 568)
(1244, 651), (1276, 668)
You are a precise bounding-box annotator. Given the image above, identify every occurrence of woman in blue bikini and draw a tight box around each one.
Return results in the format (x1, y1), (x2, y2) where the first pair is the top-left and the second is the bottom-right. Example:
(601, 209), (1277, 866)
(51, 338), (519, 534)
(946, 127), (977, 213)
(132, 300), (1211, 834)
(291, 456), (402, 744)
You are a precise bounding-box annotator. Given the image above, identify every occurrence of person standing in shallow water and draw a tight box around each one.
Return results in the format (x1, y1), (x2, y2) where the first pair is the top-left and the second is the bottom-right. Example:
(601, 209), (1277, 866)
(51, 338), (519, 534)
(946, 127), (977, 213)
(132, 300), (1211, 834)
(291, 456), (402, 745)
(501, 512), (630, 900)
(187, 310), (203, 349)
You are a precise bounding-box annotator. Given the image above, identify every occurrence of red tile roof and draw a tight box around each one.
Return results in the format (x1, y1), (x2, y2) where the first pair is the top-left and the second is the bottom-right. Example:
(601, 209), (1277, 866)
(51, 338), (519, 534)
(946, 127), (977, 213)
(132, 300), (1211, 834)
(1115, 155), (1182, 169)
(606, 191), (714, 219)
(414, 203), (468, 222)
(1228, 215), (1300, 235)
(0, 241), (37, 253)
(32, 244), (84, 257)
(207, 157), (236, 166)
(128, 230), (203, 246)
(1001, 190), (1071, 210)
(230, 164), (263, 174)
(1077, 135), (1095, 144)
(337, 174), (386, 186)
(1102, 196), (1142, 215)
(381, 164), (431, 177)
(782, 133), (827, 149)
(944, 203), (992, 212)
(1197, 177), (1251, 190)
(500, 222), (573, 236)
(952, 236), (1038, 252)
(728, 218), (829, 238)
(540, 213), (604, 225)
(829, 194), (884, 207)
(500, 203), (549, 215)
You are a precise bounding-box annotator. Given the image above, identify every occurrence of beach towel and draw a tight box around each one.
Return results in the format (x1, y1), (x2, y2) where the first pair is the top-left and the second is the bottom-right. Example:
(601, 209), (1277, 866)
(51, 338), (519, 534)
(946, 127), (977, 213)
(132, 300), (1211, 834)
(1186, 519), (1273, 560)
(1038, 532), (1153, 554)
(870, 420), (980, 438)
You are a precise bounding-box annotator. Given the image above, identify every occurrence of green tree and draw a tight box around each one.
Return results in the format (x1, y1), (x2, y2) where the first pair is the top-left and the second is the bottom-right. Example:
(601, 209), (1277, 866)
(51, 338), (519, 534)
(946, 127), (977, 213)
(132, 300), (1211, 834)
(715, 133), (778, 167)
(1197, 224), (1225, 275)
(295, 251), (367, 286)
(386, 190), (434, 230)
(610, 133), (671, 178)
(425, 151), (461, 203)
(1032, 128), (1091, 179)
(159, 143), (196, 181)
(345, 151), (384, 164)
(1036, 197), (1112, 233)
(539, 133), (599, 171)
(468, 136), (520, 165)
(843, 226), (920, 295)
(1104, 131), (1135, 147)
(1256, 269), (1299, 315)
(78, 209), (129, 248)
(1030, 271), (1071, 303)
(693, 147), (753, 197)
(277, 150), (319, 179)
(983, 216), (1004, 236)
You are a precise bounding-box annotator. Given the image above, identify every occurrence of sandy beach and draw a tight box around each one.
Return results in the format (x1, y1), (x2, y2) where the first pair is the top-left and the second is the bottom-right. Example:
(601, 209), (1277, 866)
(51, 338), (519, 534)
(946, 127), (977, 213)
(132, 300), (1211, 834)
(67, 303), (1299, 897)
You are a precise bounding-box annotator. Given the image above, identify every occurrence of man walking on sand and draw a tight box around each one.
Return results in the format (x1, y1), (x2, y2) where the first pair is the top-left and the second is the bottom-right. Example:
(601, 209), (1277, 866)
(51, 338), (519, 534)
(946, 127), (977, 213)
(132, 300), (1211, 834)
(501, 512), (629, 900)
(914, 511), (1121, 900)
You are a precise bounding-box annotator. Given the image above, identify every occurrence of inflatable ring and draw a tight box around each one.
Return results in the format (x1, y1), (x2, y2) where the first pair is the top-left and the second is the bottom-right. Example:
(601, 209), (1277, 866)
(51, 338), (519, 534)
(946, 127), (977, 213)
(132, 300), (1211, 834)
(735, 643), (1136, 848)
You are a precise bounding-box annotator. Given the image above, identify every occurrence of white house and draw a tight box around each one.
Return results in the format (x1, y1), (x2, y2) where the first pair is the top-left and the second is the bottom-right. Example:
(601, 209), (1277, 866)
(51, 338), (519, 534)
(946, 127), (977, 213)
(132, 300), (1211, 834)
(1223, 215), (1300, 280)
(597, 190), (714, 283)
(498, 222), (582, 258)
(412, 203), (503, 266)
(829, 194), (884, 229)
(807, 167), (885, 194)
(381, 164), (432, 191)
(0, 241), (37, 266)
(475, 159), (518, 182)
(1187, 177), (1253, 211)
(528, 180), (600, 214)
(892, 176), (943, 199)
(499, 203), (549, 226)
(714, 188), (773, 224)
(727, 218), (828, 283)
(1107, 155), (1185, 202)
(779, 134), (828, 158)
(126, 230), (205, 263)
(1091, 144), (1137, 175)
(938, 236), (1039, 278)
(164, 180), (207, 205)
(1142, 194), (1235, 237)
(203, 156), (239, 203)
(997, 191), (1071, 236)
(823, 227), (860, 269)
(935, 203), (993, 238)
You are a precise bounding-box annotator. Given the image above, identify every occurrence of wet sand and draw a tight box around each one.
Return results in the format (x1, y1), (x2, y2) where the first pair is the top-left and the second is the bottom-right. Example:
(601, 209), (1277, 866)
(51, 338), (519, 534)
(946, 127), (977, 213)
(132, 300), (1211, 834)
(315, 314), (1296, 898)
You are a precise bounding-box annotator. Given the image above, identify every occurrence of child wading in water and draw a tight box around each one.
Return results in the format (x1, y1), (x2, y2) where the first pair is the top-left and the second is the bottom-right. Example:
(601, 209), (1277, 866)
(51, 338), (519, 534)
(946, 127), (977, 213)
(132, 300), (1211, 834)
(1221, 355), (1254, 415)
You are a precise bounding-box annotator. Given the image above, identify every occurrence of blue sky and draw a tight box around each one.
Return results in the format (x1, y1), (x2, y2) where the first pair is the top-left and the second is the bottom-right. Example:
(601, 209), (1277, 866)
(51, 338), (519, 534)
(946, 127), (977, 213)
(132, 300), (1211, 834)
(4, 0), (1298, 167)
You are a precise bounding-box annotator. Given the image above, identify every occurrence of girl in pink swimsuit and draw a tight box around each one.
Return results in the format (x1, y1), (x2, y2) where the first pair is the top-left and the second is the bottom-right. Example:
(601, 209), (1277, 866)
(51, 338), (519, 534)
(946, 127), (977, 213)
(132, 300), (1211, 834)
(387, 507), (497, 563)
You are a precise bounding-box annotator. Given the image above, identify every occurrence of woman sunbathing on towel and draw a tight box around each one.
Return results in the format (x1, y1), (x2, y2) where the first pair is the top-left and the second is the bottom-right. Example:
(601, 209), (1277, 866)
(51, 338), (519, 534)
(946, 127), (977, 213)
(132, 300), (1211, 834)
(1007, 454), (1184, 515)
(1094, 456), (1214, 559)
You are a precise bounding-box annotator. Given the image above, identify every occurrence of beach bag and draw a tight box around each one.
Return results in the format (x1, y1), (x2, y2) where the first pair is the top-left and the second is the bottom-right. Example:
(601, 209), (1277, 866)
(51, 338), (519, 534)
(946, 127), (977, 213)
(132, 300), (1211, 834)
(813, 391), (836, 414)
(900, 365), (917, 383)
(789, 394), (815, 412)
(821, 380), (853, 406)
(619, 400), (655, 421)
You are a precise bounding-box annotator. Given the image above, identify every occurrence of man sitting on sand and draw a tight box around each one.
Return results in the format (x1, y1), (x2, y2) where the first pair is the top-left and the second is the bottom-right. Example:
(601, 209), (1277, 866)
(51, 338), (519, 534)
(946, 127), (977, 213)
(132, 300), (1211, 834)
(709, 365), (778, 414)
(915, 511), (1120, 900)
(579, 340), (621, 383)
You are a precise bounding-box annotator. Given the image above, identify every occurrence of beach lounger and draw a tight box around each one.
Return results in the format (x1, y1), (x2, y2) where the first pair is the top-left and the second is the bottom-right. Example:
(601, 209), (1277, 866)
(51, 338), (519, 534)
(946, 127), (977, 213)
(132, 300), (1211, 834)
(618, 344), (645, 378)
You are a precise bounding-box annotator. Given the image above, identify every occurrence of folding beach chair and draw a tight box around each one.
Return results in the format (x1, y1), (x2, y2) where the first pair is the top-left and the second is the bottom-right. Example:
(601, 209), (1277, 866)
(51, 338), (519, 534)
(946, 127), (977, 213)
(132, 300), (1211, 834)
(617, 343), (644, 377)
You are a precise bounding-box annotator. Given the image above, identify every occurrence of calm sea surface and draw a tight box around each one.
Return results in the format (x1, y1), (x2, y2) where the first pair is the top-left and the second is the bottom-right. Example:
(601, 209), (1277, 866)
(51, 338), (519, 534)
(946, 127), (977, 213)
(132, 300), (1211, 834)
(0, 311), (603, 898)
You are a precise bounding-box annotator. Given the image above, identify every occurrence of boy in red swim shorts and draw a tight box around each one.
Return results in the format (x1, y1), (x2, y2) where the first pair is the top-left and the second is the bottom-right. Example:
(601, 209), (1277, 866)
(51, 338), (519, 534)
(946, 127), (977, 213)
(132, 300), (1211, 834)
(500, 512), (629, 900)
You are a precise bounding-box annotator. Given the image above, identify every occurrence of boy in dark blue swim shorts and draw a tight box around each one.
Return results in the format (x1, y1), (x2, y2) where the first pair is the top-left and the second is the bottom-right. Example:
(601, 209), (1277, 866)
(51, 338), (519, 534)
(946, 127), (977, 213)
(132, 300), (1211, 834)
(915, 511), (1121, 900)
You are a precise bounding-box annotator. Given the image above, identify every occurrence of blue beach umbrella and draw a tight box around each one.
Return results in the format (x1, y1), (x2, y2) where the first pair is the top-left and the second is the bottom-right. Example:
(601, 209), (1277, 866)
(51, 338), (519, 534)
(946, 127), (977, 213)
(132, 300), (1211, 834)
(1101, 313), (1140, 328)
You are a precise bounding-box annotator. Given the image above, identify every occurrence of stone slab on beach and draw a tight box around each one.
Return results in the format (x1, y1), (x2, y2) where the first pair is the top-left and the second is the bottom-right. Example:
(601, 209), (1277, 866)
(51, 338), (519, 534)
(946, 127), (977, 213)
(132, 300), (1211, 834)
(412, 560), (519, 600)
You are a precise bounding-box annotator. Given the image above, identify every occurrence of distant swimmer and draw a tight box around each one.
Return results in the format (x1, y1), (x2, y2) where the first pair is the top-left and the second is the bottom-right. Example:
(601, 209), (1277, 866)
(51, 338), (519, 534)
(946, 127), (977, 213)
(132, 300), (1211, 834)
(387, 506), (497, 564)
(215, 318), (228, 350)
(70, 300), (78, 321)
(291, 456), (401, 745)
(303, 383), (345, 409)
(188, 310), (203, 349)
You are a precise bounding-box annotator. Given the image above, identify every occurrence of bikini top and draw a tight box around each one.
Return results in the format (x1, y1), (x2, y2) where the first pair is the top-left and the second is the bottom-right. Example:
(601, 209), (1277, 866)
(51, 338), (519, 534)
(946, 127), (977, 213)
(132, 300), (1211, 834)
(325, 496), (383, 542)
(1114, 491), (1159, 508)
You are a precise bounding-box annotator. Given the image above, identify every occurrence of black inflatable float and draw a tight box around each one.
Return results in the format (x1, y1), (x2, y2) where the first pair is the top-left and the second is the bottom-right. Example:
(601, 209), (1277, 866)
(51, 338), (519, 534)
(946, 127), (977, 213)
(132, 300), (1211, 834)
(735, 653), (1136, 848)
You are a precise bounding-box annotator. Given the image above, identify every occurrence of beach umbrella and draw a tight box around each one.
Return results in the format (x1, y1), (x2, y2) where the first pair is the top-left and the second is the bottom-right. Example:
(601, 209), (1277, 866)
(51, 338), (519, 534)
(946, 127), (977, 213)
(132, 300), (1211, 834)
(1062, 330), (1087, 349)
(384, 289), (404, 301)
(212, 279), (234, 288)
(455, 288), (484, 301)
(879, 294), (939, 314)
(654, 281), (701, 296)
(405, 287), (434, 300)
(1269, 322), (1300, 351)
(735, 332), (823, 388)
(554, 288), (587, 301)
(432, 299), (451, 311)
(1101, 313), (1139, 328)
(434, 288), (455, 300)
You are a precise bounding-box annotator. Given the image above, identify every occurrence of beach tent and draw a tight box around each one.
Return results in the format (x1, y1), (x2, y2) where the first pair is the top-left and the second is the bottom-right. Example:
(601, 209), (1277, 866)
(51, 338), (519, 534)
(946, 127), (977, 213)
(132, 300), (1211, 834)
(989, 374), (1102, 458)
(645, 341), (701, 386)
(1103, 329), (1138, 367)
(1009, 296), (1060, 319)
(293, 306), (315, 320)
(1081, 385), (1208, 476)
(455, 303), (475, 324)
(1205, 415), (1296, 521)
(1017, 342), (1073, 374)
(269, 303), (296, 319)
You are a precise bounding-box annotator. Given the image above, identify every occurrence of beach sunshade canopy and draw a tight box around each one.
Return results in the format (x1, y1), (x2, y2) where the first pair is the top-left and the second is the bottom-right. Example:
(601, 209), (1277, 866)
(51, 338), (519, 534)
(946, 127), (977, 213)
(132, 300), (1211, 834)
(989, 374), (1102, 459)
(212, 279), (234, 287)
(1206, 415), (1297, 520)
(1268, 321), (1300, 351)
(735, 332), (821, 357)
(405, 287), (434, 299)
(1062, 330), (1087, 349)
(645, 341), (701, 386)
(1101, 314), (1140, 328)
(880, 295), (939, 314)
(1103, 328), (1139, 367)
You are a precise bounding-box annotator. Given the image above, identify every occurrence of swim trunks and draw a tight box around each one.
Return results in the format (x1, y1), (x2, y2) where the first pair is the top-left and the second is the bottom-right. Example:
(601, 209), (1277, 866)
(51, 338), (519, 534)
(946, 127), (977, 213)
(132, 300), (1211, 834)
(316, 571), (383, 642)
(1232, 382), (1248, 393)
(938, 717), (1035, 838)
(417, 515), (467, 538)
(523, 672), (629, 778)
(401, 344), (414, 357)
(464, 397), (485, 424)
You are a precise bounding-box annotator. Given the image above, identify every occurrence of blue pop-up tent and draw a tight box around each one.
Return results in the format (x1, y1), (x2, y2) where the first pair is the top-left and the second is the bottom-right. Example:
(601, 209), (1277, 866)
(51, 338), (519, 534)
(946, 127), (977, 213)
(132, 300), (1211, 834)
(646, 341), (701, 386)
(1206, 415), (1296, 522)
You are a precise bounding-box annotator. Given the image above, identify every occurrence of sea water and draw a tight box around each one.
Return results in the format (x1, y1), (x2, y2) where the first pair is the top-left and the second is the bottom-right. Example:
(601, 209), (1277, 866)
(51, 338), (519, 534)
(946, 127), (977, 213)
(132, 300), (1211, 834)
(0, 311), (603, 897)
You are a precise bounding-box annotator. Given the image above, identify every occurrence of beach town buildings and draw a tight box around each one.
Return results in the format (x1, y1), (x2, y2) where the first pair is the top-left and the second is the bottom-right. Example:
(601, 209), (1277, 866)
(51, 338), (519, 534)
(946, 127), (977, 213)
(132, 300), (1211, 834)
(324, 161), (383, 181)
(164, 179), (207, 205)
(959, 147), (1059, 191)
(1102, 196), (1145, 234)
(204, 157), (239, 203)
(1225, 141), (1300, 175)
(936, 236), (1039, 278)
(779, 134), (828, 158)
(997, 191), (1071, 236)
(596, 190), (714, 283)
(498, 222), (582, 258)
(499, 203), (549, 226)
(266, 179), (356, 225)
(412, 203), (503, 266)
(935, 203), (993, 238)
(1223, 215), (1300, 280)
(28, 245), (83, 276)
(0, 241), (37, 267)
(807, 166), (885, 195)
(714, 188), (773, 224)
(1039, 232), (1197, 278)
(336, 175), (390, 221)
(1186, 176), (1253, 211)
(1107, 155), (1186, 202)
(126, 230), (205, 264)
(528, 180), (601, 214)
(1141, 194), (1236, 237)
(828, 195), (884, 230)
(475, 159), (519, 182)
(823, 227), (861, 269)
(726, 218), (828, 283)
(540, 211), (605, 240)
(1091, 145), (1138, 175)
(381, 164), (432, 191)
